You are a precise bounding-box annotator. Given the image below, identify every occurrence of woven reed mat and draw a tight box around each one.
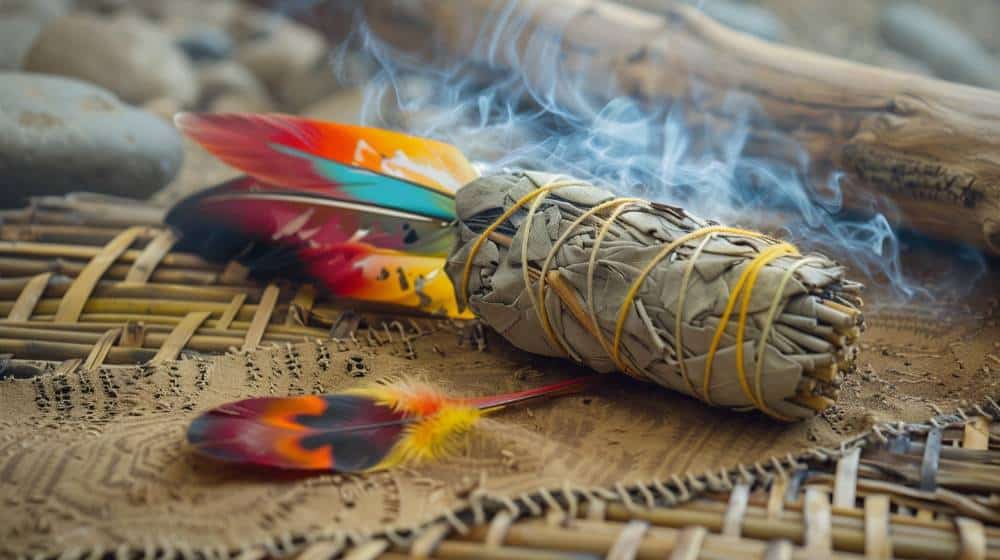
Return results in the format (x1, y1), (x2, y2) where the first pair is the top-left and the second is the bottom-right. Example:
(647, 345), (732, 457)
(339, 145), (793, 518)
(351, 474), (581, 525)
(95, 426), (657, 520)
(1, 260), (998, 557)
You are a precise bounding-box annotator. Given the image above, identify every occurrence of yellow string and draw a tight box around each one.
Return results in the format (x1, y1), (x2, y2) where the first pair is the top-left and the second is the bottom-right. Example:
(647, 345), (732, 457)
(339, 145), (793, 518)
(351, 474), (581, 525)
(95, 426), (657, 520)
(459, 178), (581, 309)
(459, 178), (583, 356)
(733, 243), (798, 419)
(537, 197), (645, 365)
(460, 177), (805, 419)
(753, 257), (824, 419)
(611, 225), (774, 373)
(585, 200), (650, 376)
(674, 233), (714, 398)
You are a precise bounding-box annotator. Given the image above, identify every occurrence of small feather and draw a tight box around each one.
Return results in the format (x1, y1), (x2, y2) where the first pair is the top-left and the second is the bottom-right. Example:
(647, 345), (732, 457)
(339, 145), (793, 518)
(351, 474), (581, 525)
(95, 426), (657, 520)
(187, 375), (600, 472)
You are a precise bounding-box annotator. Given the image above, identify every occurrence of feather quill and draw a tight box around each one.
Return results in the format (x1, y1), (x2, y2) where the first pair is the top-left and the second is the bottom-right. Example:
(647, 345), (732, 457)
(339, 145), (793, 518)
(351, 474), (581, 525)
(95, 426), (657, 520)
(187, 375), (597, 472)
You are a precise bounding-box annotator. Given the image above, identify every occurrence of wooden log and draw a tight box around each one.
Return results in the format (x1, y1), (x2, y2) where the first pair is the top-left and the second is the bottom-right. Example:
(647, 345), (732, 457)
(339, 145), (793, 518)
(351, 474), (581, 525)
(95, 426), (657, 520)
(361, 0), (1000, 253)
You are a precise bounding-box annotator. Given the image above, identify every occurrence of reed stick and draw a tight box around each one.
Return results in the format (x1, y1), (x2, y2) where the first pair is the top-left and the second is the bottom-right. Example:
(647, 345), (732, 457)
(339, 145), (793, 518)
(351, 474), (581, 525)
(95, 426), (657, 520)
(0, 339), (156, 364)
(452, 519), (867, 560)
(0, 241), (213, 270)
(0, 224), (152, 245)
(0, 320), (323, 342)
(0, 325), (312, 352)
(593, 501), (976, 559)
(22, 314), (330, 337)
(0, 276), (266, 302)
(0, 297), (340, 323)
(0, 256), (220, 285)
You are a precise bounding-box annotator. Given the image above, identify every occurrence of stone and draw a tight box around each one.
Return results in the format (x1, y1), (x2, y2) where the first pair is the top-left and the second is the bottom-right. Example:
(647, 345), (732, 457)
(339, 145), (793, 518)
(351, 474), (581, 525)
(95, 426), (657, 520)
(142, 97), (184, 123)
(175, 25), (233, 62)
(236, 15), (327, 93)
(301, 88), (366, 124)
(208, 92), (272, 114)
(0, 73), (184, 207)
(0, 17), (42, 70)
(0, 0), (71, 23)
(880, 3), (1000, 90)
(23, 13), (200, 106)
(151, 138), (238, 207)
(130, 0), (239, 28)
(196, 61), (270, 107)
(277, 51), (377, 112)
(697, 0), (787, 42)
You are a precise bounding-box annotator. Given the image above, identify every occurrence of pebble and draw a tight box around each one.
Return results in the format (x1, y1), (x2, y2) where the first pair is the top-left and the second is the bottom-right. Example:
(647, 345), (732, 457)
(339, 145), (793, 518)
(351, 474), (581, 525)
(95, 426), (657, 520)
(0, 17), (42, 70)
(302, 88), (366, 124)
(150, 138), (239, 207)
(208, 92), (272, 114)
(278, 51), (376, 111)
(236, 16), (327, 93)
(0, 73), (184, 207)
(196, 61), (271, 107)
(277, 60), (343, 113)
(0, 0), (71, 22)
(23, 13), (200, 106)
(696, 0), (787, 42)
(175, 25), (233, 62)
(880, 3), (1000, 90)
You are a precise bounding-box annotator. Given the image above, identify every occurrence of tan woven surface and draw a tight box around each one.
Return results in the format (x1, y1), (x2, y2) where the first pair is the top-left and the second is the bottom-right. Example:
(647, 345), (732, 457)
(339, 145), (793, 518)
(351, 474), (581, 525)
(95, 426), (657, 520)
(0, 197), (998, 557)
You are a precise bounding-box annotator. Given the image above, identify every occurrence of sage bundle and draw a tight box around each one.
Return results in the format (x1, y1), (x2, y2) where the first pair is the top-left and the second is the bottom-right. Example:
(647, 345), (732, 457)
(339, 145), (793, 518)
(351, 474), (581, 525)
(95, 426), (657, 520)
(446, 171), (863, 420)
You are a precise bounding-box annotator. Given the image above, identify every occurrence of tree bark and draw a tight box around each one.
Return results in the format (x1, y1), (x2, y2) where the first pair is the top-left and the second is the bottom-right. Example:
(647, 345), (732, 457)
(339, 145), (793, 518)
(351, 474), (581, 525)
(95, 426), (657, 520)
(362, 0), (1000, 254)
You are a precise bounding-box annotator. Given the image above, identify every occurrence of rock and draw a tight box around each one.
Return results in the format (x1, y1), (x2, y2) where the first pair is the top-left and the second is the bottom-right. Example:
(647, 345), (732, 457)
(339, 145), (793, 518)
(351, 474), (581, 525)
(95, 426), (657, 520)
(142, 97), (184, 123)
(196, 61), (270, 107)
(130, 0), (239, 28)
(236, 16), (327, 93)
(301, 88), (365, 124)
(880, 3), (1000, 90)
(0, 73), (184, 207)
(209, 92), (272, 114)
(697, 0), (787, 42)
(23, 13), (200, 106)
(0, 17), (42, 70)
(277, 60), (341, 112)
(277, 51), (377, 112)
(151, 137), (238, 207)
(175, 25), (233, 62)
(0, 0), (71, 22)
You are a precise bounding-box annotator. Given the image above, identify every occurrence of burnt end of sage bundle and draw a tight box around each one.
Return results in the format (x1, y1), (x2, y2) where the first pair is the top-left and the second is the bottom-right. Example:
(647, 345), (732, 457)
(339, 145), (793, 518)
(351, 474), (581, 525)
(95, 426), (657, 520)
(445, 171), (864, 421)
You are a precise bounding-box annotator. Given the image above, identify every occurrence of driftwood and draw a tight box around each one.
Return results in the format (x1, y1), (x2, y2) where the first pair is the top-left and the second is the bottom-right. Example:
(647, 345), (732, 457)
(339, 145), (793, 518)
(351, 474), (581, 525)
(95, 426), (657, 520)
(361, 0), (1000, 254)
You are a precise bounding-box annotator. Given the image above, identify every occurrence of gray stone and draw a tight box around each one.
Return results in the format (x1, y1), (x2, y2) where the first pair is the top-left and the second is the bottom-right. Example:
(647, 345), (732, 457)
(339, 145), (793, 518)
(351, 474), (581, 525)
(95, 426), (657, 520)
(236, 15), (327, 93)
(0, 0), (71, 23)
(301, 88), (365, 124)
(697, 0), (787, 42)
(881, 3), (1000, 90)
(0, 17), (42, 70)
(277, 51), (377, 112)
(175, 25), (233, 62)
(196, 61), (269, 106)
(23, 13), (199, 106)
(0, 73), (183, 207)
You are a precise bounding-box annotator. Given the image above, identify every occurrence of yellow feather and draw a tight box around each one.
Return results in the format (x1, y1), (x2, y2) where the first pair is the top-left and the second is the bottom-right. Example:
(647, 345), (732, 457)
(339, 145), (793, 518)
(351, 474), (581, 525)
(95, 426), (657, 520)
(373, 405), (483, 470)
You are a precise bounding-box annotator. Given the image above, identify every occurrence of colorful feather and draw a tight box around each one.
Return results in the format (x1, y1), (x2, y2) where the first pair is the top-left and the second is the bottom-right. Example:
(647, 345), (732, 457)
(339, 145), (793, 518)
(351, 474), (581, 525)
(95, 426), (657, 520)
(167, 115), (483, 317)
(168, 176), (456, 257)
(174, 113), (479, 221)
(187, 375), (598, 472)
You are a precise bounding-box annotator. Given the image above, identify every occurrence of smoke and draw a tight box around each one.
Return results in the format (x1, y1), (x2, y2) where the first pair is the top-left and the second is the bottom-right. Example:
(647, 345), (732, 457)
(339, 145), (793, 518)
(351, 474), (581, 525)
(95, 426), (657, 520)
(295, 1), (986, 300)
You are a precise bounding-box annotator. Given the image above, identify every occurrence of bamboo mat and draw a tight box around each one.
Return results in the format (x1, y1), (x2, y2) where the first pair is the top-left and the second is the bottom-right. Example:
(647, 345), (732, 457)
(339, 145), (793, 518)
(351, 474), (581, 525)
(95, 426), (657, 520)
(0, 194), (998, 558)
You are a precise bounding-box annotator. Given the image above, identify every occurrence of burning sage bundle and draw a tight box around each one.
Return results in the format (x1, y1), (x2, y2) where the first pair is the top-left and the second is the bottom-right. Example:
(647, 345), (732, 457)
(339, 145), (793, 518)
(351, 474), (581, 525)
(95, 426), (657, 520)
(170, 114), (862, 421)
(446, 171), (863, 420)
